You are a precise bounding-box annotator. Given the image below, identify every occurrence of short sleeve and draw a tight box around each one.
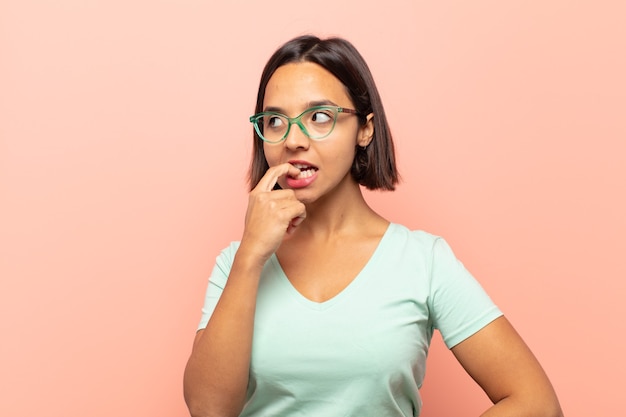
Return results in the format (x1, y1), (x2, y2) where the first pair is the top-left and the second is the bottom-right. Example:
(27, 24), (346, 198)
(197, 241), (240, 331)
(428, 237), (503, 348)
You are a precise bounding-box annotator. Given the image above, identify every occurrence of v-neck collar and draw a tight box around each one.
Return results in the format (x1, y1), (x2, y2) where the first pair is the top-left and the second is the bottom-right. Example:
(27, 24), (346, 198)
(269, 223), (394, 311)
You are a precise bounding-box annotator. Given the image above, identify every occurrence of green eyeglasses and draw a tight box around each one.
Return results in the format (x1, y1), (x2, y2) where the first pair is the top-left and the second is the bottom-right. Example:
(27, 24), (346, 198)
(249, 105), (359, 144)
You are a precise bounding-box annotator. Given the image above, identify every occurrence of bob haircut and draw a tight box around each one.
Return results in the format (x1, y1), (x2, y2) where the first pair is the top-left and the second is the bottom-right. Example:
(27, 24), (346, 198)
(248, 35), (399, 191)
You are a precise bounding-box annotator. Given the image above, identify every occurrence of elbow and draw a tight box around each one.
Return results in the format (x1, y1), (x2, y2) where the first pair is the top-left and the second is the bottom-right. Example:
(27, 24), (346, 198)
(537, 390), (564, 417)
(186, 407), (240, 417)
(184, 385), (243, 417)
(183, 379), (214, 417)
(541, 408), (564, 417)
(545, 402), (564, 417)
(183, 393), (208, 417)
(185, 405), (207, 417)
(530, 396), (564, 417)
(186, 408), (219, 417)
(184, 389), (232, 417)
(185, 399), (234, 417)
(490, 392), (563, 417)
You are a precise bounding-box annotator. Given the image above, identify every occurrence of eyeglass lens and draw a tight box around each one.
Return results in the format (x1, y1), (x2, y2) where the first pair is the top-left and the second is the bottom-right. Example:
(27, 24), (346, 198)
(258, 107), (337, 142)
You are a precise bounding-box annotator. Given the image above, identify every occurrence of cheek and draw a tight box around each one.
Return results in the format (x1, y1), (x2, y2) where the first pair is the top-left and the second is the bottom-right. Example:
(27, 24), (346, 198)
(332, 139), (359, 165)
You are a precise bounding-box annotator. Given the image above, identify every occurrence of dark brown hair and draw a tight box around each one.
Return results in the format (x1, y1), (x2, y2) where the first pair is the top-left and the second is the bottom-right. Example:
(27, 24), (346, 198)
(248, 35), (399, 191)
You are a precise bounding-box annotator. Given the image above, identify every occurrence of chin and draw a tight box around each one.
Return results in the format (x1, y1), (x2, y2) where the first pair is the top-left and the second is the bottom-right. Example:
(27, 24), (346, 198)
(292, 189), (317, 205)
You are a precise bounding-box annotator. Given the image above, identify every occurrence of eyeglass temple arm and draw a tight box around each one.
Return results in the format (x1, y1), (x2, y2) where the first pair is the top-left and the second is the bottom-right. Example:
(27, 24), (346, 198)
(337, 107), (359, 115)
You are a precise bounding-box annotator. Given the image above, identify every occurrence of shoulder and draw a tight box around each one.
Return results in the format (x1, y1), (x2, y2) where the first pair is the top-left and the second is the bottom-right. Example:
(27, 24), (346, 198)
(386, 223), (443, 253)
(384, 224), (469, 278)
(375, 224), (449, 279)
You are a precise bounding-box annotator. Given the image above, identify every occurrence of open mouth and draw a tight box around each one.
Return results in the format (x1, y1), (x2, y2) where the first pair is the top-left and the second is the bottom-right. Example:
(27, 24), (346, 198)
(290, 163), (318, 179)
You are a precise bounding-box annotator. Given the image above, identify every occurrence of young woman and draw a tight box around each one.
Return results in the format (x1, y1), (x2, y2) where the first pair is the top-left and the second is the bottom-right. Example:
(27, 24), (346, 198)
(184, 35), (563, 417)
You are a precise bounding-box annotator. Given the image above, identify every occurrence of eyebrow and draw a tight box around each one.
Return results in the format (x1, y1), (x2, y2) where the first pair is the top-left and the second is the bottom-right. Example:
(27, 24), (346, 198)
(263, 100), (339, 114)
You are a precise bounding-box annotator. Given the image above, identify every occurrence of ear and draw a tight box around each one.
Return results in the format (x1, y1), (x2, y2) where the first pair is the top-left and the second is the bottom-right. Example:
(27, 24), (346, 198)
(357, 113), (374, 147)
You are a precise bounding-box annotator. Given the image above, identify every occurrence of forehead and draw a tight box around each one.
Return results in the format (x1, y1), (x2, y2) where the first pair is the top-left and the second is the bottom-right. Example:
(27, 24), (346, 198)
(263, 62), (351, 110)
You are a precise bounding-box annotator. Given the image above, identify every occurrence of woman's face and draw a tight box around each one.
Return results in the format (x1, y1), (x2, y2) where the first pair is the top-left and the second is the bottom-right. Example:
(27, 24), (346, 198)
(262, 62), (373, 205)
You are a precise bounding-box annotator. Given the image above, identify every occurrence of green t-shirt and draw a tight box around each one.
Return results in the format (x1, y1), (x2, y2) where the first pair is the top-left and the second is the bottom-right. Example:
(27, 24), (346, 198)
(198, 223), (502, 416)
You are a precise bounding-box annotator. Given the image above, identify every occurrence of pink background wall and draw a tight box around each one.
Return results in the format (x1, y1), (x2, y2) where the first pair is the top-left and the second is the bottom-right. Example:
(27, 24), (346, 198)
(1, 1), (624, 416)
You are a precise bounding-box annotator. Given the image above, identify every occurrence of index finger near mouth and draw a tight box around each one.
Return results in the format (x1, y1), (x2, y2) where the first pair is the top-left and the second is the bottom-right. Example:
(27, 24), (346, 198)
(258, 164), (299, 193)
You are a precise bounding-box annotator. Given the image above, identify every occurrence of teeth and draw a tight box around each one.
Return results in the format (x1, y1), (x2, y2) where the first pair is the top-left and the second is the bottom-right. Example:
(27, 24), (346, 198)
(291, 163), (317, 179)
(298, 169), (315, 179)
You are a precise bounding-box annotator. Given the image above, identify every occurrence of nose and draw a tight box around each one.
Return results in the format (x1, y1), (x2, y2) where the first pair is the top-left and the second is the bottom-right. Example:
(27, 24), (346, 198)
(283, 122), (310, 151)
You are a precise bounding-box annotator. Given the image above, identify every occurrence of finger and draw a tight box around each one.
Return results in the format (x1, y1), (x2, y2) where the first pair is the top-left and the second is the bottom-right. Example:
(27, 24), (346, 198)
(284, 202), (306, 235)
(286, 212), (306, 235)
(290, 210), (306, 227)
(255, 163), (301, 193)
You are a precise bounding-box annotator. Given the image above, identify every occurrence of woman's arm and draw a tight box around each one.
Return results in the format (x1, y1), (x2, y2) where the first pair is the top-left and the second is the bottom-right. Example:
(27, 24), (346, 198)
(183, 164), (305, 417)
(183, 254), (264, 417)
(451, 316), (563, 417)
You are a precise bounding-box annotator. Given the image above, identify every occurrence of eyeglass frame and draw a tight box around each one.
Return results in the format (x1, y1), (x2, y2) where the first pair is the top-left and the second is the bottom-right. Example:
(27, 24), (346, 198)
(249, 105), (360, 144)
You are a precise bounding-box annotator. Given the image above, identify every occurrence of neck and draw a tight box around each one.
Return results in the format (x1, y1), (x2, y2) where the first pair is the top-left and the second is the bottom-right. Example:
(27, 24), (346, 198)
(297, 181), (385, 239)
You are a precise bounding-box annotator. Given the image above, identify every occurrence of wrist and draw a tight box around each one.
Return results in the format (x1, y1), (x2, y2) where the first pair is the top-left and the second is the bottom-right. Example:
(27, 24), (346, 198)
(232, 244), (270, 275)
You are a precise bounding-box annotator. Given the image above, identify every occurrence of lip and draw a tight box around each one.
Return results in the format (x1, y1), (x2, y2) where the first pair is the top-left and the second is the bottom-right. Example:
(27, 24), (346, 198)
(286, 160), (318, 189)
(288, 159), (318, 169)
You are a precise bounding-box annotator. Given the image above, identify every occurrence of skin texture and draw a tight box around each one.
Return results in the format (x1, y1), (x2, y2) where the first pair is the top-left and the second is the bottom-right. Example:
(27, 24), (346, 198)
(453, 317), (563, 417)
(183, 62), (563, 417)
(262, 62), (374, 208)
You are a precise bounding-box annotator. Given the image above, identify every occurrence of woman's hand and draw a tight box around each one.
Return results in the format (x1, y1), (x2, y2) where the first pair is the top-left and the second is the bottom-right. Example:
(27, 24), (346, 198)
(239, 163), (306, 265)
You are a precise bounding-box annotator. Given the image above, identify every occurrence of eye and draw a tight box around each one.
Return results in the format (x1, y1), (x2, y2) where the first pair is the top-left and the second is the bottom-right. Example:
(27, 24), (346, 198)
(310, 110), (333, 124)
(266, 115), (284, 129)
